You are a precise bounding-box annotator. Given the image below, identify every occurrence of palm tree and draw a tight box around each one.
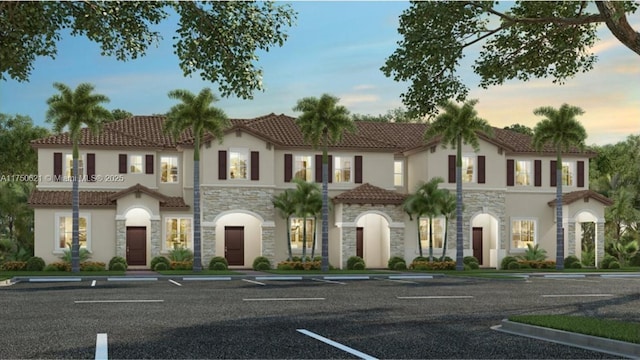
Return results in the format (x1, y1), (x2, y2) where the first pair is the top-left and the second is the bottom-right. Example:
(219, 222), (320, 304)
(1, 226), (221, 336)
(272, 189), (297, 261)
(439, 189), (456, 261)
(165, 88), (229, 272)
(293, 94), (355, 271)
(46, 82), (111, 273)
(291, 179), (322, 262)
(424, 99), (493, 271)
(532, 103), (587, 270)
(403, 177), (445, 261)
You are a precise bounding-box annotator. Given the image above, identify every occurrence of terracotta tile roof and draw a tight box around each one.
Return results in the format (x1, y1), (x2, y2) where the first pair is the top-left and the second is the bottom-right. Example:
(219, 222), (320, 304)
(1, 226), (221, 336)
(333, 183), (407, 205)
(31, 113), (594, 156)
(547, 190), (614, 206)
(29, 185), (189, 210)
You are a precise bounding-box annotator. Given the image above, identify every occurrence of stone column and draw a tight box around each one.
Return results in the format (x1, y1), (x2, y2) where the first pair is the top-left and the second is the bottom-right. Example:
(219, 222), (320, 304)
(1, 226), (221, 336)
(202, 225), (216, 266)
(596, 221), (605, 268)
(262, 221), (276, 265)
(342, 226), (356, 269)
(150, 219), (161, 258)
(567, 220), (576, 257)
(115, 219), (126, 258)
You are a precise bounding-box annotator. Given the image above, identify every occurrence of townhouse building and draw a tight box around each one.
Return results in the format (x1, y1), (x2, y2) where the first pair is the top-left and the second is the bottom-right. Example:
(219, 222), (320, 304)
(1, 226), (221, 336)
(29, 113), (612, 269)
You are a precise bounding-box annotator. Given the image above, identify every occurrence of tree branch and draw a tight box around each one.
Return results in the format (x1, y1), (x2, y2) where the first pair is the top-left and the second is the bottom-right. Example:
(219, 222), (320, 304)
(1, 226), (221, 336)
(595, 1), (640, 55)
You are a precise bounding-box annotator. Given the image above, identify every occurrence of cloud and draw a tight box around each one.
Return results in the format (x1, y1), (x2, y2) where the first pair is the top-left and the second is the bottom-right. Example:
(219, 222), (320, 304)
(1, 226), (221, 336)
(353, 84), (376, 91)
(338, 94), (380, 107)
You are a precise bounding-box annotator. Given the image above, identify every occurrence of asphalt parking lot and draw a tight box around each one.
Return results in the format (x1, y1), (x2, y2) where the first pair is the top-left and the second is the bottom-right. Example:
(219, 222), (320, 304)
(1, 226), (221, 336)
(1, 276), (638, 359)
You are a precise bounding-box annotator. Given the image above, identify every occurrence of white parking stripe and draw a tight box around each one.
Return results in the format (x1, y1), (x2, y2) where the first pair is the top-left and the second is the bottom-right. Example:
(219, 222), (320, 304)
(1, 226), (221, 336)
(541, 294), (613, 298)
(312, 278), (346, 285)
(242, 279), (266, 286)
(91, 280), (96, 287)
(95, 333), (108, 360)
(75, 300), (164, 304)
(297, 329), (377, 360)
(397, 296), (474, 299)
(169, 279), (182, 287)
(243, 297), (325, 301)
(383, 278), (418, 284)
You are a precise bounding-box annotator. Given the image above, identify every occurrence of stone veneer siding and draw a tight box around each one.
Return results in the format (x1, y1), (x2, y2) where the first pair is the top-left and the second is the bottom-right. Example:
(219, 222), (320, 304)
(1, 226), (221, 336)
(339, 204), (406, 269)
(200, 186), (275, 265)
(115, 219), (126, 258)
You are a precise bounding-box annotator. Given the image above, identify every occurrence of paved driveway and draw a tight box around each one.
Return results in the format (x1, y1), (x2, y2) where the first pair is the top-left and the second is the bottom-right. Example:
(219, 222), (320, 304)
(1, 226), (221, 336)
(1, 276), (638, 359)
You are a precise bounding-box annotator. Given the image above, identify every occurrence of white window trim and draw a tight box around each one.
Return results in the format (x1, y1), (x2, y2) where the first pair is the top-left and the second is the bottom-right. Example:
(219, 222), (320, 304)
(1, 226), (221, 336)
(64, 154), (85, 178)
(462, 154), (476, 184)
(334, 156), (353, 183)
(229, 148), (249, 180)
(510, 217), (537, 251)
(515, 160), (532, 187)
(160, 155), (180, 184)
(163, 216), (194, 252)
(561, 161), (575, 187)
(54, 212), (91, 253)
(129, 154), (144, 174)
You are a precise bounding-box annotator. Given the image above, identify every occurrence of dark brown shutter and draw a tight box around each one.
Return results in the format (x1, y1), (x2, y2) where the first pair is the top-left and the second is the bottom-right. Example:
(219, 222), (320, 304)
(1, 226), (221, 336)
(284, 154), (292, 182)
(328, 155), (333, 183)
(145, 154), (154, 174)
(534, 160), (542, 187)
(550, 160), (557, 187)
(506, 159), (514, 186)
(577, 161), (584, 187)
(53, 152), (62, 181)
(448, 155), (456, 183)
(119, 154), (127, 174)
(250, 151), (259, 181)
(87, 153), (96, 181)
(477, 155), (485, 184)
(354, 155), (363, 183)
(218, 150), (227, 180)
(315, 154), (322, 183)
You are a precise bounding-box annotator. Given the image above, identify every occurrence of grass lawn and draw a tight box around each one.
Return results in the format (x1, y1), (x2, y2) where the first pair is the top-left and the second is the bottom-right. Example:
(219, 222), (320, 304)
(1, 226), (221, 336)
(264, 269), (396, 275)
(155, 270), (242, 276)
(0, 271), (125, 278)
(509, 315), (640, 344)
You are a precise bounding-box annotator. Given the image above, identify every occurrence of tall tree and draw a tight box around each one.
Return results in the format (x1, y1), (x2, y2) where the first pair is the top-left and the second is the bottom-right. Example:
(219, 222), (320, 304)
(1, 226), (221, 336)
(110, 109), (133, 121)
(0, 114), (50, 176)
(424, 99), (493, 270)
(403, 177), (445, 261)
(272, 189), (297, 261)
(2, 2), (295, 98)
(293, 94), (355, 271)
(165, 88), (229, 272)
(504, 124), (534, 136)
(532, 103), (587, 269)
(439, 189), (456, 261)
(382, 1), (639, 117)
(46, 83), (111, 272)
(290, 179), (322, 262)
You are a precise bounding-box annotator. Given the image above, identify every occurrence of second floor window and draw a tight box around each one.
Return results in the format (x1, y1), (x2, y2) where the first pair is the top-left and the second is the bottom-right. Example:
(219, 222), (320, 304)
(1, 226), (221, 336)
(294, 155), (313, 182)
(130, 155), (143, 174)
(334, 156), (351, 183)
(394, 160), (404, 186)
(462, 156), (475, 183)
(65, 154), (84, 178)
(229, 149), (248, 179)
(516, 160), (532, 186)
(562, 162), (574, 186)
(161, 156), (179, 183)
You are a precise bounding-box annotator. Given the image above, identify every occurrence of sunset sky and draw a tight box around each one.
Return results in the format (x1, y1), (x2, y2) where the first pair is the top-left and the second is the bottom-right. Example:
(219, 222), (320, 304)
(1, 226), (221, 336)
(1, 2), (638, 146)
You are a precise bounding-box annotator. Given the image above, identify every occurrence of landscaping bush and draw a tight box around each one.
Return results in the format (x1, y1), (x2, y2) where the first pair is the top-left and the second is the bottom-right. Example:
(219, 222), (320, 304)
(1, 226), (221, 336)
(255, 262), (271, 271)
(26, 256), (46, 271)
(208, 256), (228, 270)
(168, 247), (193, 262)
(570, 261), (583, 269)
(440, 256), (453, 262)
(412, 256), (429, 263)
(352, 261), (365, 270)
(170, 261), (193, 270)
(276, 263), (293, 270)
(43, 264), (60, 272)
(600, 255), (616, 269)
(387, 256), (405, 270)
(629, 252), (640, 267)
(108, 256), (128, 271)
(151, 256), (170, 270)
(501, 256), (518, 270)
(47, 262), (70, 271)
(110, 262), (127, 271)
(564, 255), (580, 268)
(463, 256), (479, 265)
(410, 260), (455, 270)
(518, 243), (547, 261)
(252, 256), (271, 270)
(59, 246), (92, 263)
(313, 256), (323, 262)
(608, 261), (621, 269)
(466, 261), (479, 270)
(154, 262), (168, 271)
(80, 262), (105, 271)
(276, 260), (321, 270)
(347, 256), (365, 270)
(507, 261), (520, 270)
(517, 260), (555, 269)
(393, 261), (407, 271)
(0, 261), (27, 271)
(581, 249), (595, 266)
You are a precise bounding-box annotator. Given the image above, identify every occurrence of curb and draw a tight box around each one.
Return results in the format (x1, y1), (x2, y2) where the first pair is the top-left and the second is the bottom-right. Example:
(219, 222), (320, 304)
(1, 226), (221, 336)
(492, 319), (640, 358)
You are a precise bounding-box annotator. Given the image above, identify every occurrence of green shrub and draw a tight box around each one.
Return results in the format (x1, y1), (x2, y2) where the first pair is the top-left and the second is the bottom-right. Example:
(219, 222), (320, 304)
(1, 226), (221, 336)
(276, 260), (321, 270)
(208, 256), (228, 270)
(440, 256), (453, 262)
(1, 261), (27, 271)
(43, 264), (59, 272)
(59, 246), (92, 263)
(608, 261), (621, 269)
(581, 249), (595, 266)
(168, 247), (193, 262)
(170, 261), (193, 270)
(467, 261), (479, 270)
(151, 256), (170, 270)
(518, 243), (547, 261)
(154, 262), (168, 271)
(277, 263), (293, 270)
(26, 256), (45, 271)
(409, 260), (455, 270)
(564, 255), (580, 268)
(600, 255), (616, 269)
(570, 261), (583, 269)
(291, 256), (302, 262)
(393, 261), (407, 271)
(412, 256), (429, 263)
(313, 256), (323, 262)
(47, 262), (70, 271)
(352, 261), (365, 270)
(463, 256), (479, 265)
(388, 256), (405, 270)
(80, 262), (105, 271)
(110, 262), (126, 271)
(108, 256), (128, 270)
(347, 256), (365, 270)
(255, 262), (271, 271)
(501, 256), (518, 270)
(252, 256), (271, 270)
(629, 252), (640, 267)
(507, 261), (520, 270)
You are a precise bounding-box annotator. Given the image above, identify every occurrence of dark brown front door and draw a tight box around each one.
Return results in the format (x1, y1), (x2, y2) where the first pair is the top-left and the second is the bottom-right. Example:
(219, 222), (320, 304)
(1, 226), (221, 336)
(356, 227), (364, 258)
(225, 226), (244, 266)
(126, 226), (146, 266)
(472, 227), (483, 265)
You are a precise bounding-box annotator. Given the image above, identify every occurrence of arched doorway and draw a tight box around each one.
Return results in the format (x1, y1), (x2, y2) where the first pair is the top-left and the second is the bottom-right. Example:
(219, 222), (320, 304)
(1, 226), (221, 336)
(574, 210), (598, 266)
(214, 211), (263, 267)
(355, 212), (391, 268)
(124, 207), (151, 267)
(471, 213), (499, 268)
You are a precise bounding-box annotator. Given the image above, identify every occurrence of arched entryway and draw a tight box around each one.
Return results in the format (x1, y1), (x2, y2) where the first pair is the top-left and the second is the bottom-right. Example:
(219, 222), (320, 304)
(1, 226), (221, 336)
(573, 210), (599, 266)
(124, 207), (151, 267)
(355, 212), (391, 268)
(471, 213), (499, 268)
(214, 210), (263, 267)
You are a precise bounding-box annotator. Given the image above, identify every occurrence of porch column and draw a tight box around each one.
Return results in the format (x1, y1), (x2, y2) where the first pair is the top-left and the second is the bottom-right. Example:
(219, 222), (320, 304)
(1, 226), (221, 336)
(567, 220), (576, 257)
(596, 221), (605, 268)
(150, 219), (161, 258)
(262, 221), (276, 265)
(341, 225), (357, 269)
(115, 219), (126, 258)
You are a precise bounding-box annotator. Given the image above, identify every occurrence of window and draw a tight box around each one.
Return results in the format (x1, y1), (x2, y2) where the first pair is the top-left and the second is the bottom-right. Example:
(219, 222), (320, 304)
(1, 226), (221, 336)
(56, 214), (90, 251)
(130, 155), (143, 174)
(290, 217), (315, 250)
(229, 148), (248, 179)
(334, 156), (352, 183)
(294, 155), (313, 181)
(394, 160), (403, 186)
(516, 160), (532, 186)
(64, 154), (84, 178)
(160, 156), (179, 183)
(419, 217), (445, 249)
(512, 219), (535, 249)
(462, 156), (475, 183)
(562, 162), (574, 186)
(165, 217), (192, 250)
